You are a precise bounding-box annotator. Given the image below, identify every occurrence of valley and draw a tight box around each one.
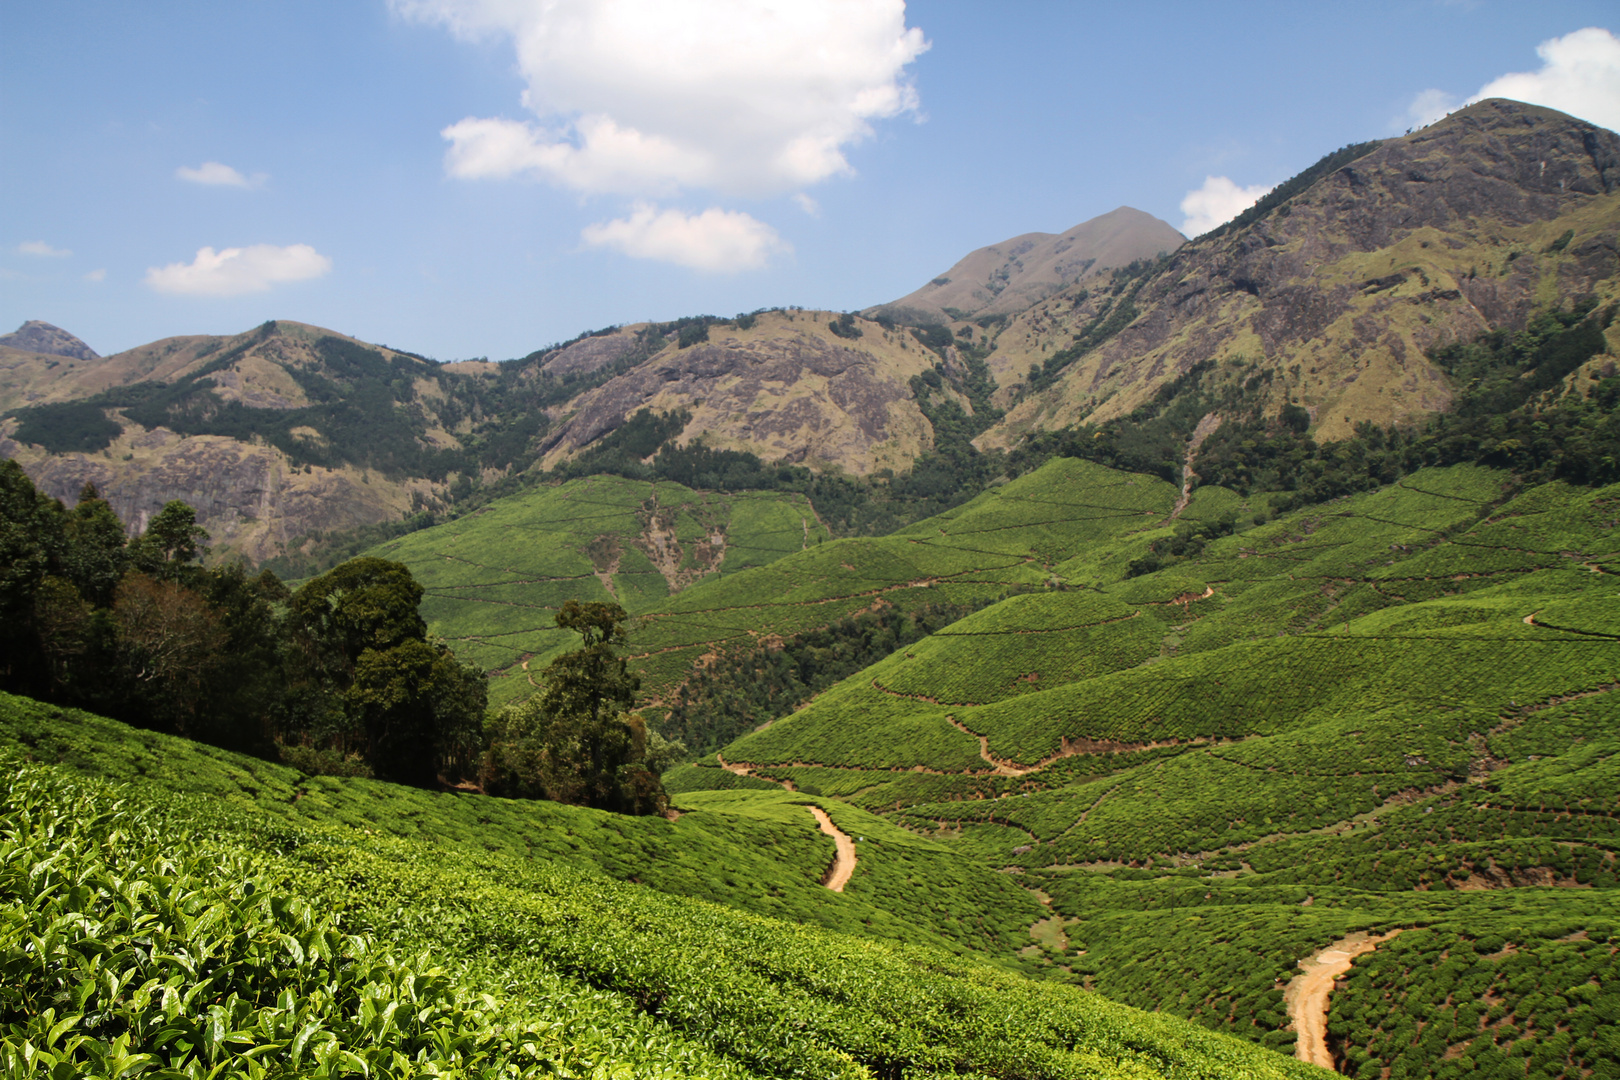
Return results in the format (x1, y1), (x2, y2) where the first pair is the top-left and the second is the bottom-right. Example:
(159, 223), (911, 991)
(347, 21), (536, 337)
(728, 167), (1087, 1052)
(3, 96), (1619, 1079)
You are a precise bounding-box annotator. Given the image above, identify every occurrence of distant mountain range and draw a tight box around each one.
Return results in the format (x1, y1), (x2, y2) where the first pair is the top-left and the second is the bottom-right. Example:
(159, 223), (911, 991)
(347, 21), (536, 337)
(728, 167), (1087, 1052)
(2, 98), (1616, 561)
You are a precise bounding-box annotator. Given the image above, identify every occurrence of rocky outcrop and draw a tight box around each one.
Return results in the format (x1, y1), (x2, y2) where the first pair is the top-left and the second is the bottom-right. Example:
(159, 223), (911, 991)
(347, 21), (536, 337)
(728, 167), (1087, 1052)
(539, 311), (939, 475)
(1, 423), (430, 564)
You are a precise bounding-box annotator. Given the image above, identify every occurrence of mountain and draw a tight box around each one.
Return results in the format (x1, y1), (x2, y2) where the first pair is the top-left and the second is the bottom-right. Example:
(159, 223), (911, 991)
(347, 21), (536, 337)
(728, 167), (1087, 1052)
(866, 206), (1185, 325)
(0, 320), (480, 561)
(0, 311), (955, 561)
(977, 99), (1620, 444)
(535, 310), (940, 475)
(0, 319), (99, 362)
(5, 100), (1617, 567)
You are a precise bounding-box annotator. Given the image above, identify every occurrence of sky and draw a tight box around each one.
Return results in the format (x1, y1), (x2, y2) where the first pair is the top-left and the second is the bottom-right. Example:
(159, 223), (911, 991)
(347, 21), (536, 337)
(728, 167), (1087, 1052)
(3, 1), (1619, 362)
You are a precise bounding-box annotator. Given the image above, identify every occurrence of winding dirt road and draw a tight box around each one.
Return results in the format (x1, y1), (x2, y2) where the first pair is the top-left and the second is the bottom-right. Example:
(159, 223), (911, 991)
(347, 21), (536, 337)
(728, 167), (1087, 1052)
(808, 806), (857, 892)
(1285, 931), (1402, 1070)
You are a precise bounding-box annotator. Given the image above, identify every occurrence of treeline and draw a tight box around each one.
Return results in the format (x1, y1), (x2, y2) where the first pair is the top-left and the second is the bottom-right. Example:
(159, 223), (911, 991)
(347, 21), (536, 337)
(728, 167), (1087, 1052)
(659, 603), (981, 752)
(0, 462), (671, 812)
(0, 460), (485, 785)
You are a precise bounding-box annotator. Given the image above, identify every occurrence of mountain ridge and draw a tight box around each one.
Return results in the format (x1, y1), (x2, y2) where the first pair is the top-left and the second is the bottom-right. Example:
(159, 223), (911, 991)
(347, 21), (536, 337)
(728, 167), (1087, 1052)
(865, 205), (1185, 325)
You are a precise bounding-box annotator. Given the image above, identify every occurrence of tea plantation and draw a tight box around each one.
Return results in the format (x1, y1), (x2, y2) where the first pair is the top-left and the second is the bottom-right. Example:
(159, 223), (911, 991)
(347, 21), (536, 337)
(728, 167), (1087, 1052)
(0, 746), (1324, 1078)
(7, 457), (1617, 1077)
(678, 463), (1619, 1077)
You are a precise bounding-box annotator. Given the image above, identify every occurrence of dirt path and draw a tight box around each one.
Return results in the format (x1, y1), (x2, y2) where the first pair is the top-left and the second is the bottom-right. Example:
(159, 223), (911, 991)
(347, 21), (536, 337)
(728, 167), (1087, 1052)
(716, 755), (797, 791)
(808, 806), (857, 892)
(1285, 930), (1402, 1070)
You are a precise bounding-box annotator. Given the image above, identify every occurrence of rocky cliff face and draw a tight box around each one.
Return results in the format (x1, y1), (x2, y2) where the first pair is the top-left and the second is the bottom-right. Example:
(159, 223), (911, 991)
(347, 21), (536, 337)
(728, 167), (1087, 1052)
(868, 206), (1185, 326)
(981, 100), (1620, 446)
(0, 423), (425, 564)
(539, 311), (940, 475)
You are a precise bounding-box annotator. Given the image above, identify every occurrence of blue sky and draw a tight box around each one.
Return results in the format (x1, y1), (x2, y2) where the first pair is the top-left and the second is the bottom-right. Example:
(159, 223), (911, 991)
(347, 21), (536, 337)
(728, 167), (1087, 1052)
(3, 1), (1617, 361)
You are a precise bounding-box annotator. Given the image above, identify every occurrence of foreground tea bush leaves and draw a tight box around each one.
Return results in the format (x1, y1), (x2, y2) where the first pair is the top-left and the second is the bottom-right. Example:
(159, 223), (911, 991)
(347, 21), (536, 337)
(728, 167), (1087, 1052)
(0, 764), (746, 1079)
(0, 755), (1320, 1079)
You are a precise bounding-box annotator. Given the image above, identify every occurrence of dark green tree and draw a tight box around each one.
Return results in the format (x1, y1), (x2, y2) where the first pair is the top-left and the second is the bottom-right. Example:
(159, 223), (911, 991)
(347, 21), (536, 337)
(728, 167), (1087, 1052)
(483, 600), (668, 814)
(285, 556), (482, 784)
(0, 460), (67, 696)
(62, 484), (129, 606)
(348, 637), (486, 786)
(128, 500), (210, 580)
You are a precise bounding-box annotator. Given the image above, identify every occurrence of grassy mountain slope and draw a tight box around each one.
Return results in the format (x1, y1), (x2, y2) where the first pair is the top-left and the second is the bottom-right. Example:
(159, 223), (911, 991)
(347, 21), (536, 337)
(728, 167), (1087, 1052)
(866, 206), (1185, 325)
(678, 460), (1619, 1076)
(360, 473), (830, 704)
(1, 704), (1322, 1080)
(980, 99), (1620, 443)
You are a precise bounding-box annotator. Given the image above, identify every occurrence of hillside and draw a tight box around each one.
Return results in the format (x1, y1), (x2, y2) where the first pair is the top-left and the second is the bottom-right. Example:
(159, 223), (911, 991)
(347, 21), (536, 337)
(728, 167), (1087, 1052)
(361, 473), (832, 704)
(866, 206), (1185, 325)
(977, 99), (1620, 442)
(0, 311), (958, 562)
(0, 697), (1321, 1080)
(533, 309), (943, 475)
(666, 458), (1620, 1075)
(6, 101), (1617, 568)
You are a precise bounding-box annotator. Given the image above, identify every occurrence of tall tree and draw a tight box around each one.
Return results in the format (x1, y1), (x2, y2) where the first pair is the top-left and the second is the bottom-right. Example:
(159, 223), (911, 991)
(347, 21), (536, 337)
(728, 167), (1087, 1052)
(285, 556), (482, 784)
(483, 600), (668, 815)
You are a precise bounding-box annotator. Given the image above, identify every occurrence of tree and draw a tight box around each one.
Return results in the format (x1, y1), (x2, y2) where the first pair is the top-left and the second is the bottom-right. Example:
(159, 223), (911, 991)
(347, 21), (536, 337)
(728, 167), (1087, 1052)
(63, 484), (128, 606)
(0, 460), (67, 696)
(111, 573), (227, 735)
(348, 638), (486, 786)
(128, 500), (210, 580)
(482, 600), (669, 815)
(284, 556), (482, 785)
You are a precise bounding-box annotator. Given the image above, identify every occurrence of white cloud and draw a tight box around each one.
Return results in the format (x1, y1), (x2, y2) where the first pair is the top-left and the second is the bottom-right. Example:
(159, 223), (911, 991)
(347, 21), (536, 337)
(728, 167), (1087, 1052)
(580, 203), (788, 271)
(144, 244), (332, 296)
(399, 0), (929, 198)
(176, 161), (266, 188)
(1396, 88), (1459, 131)
(792, 193), (820, 216)
(83, 268), (106, 283)
(1399, 27), (1620, 136)
(18, 240), (71, 258)
(1179, 176), (1272, 237)
(1469, 26), (1620, 131)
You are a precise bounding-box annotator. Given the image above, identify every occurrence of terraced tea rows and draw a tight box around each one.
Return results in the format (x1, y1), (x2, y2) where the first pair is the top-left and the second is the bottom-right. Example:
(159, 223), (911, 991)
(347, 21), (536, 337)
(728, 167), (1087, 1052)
(362, 475), (828, 703)
(0, 726), (1325, 1079)
(686, 464), (1619, 1072)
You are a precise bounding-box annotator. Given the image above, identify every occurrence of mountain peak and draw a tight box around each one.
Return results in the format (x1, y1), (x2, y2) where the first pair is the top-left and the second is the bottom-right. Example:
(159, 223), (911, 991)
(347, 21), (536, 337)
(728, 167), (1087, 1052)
(0, 321), (99, 361)
(866, 206), (1184, 326)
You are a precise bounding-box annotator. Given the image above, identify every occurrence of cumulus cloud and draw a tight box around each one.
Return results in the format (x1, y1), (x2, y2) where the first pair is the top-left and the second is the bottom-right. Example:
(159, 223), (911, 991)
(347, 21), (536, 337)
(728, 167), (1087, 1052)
(144, 244), (332, 296)
(18, 240), (71, 258)
(792, 193), (821, 216)
(1179, 176), (1272, 237)
(83, 269), (106, 283)
(1396, 88), (1459, 131)
(1470, 26), (1620, 131)
(398, 0), (929, 197)
(1399, 27), (1620, 134)
(176, 161), (266, 188)
(580, 204), (788, 271)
